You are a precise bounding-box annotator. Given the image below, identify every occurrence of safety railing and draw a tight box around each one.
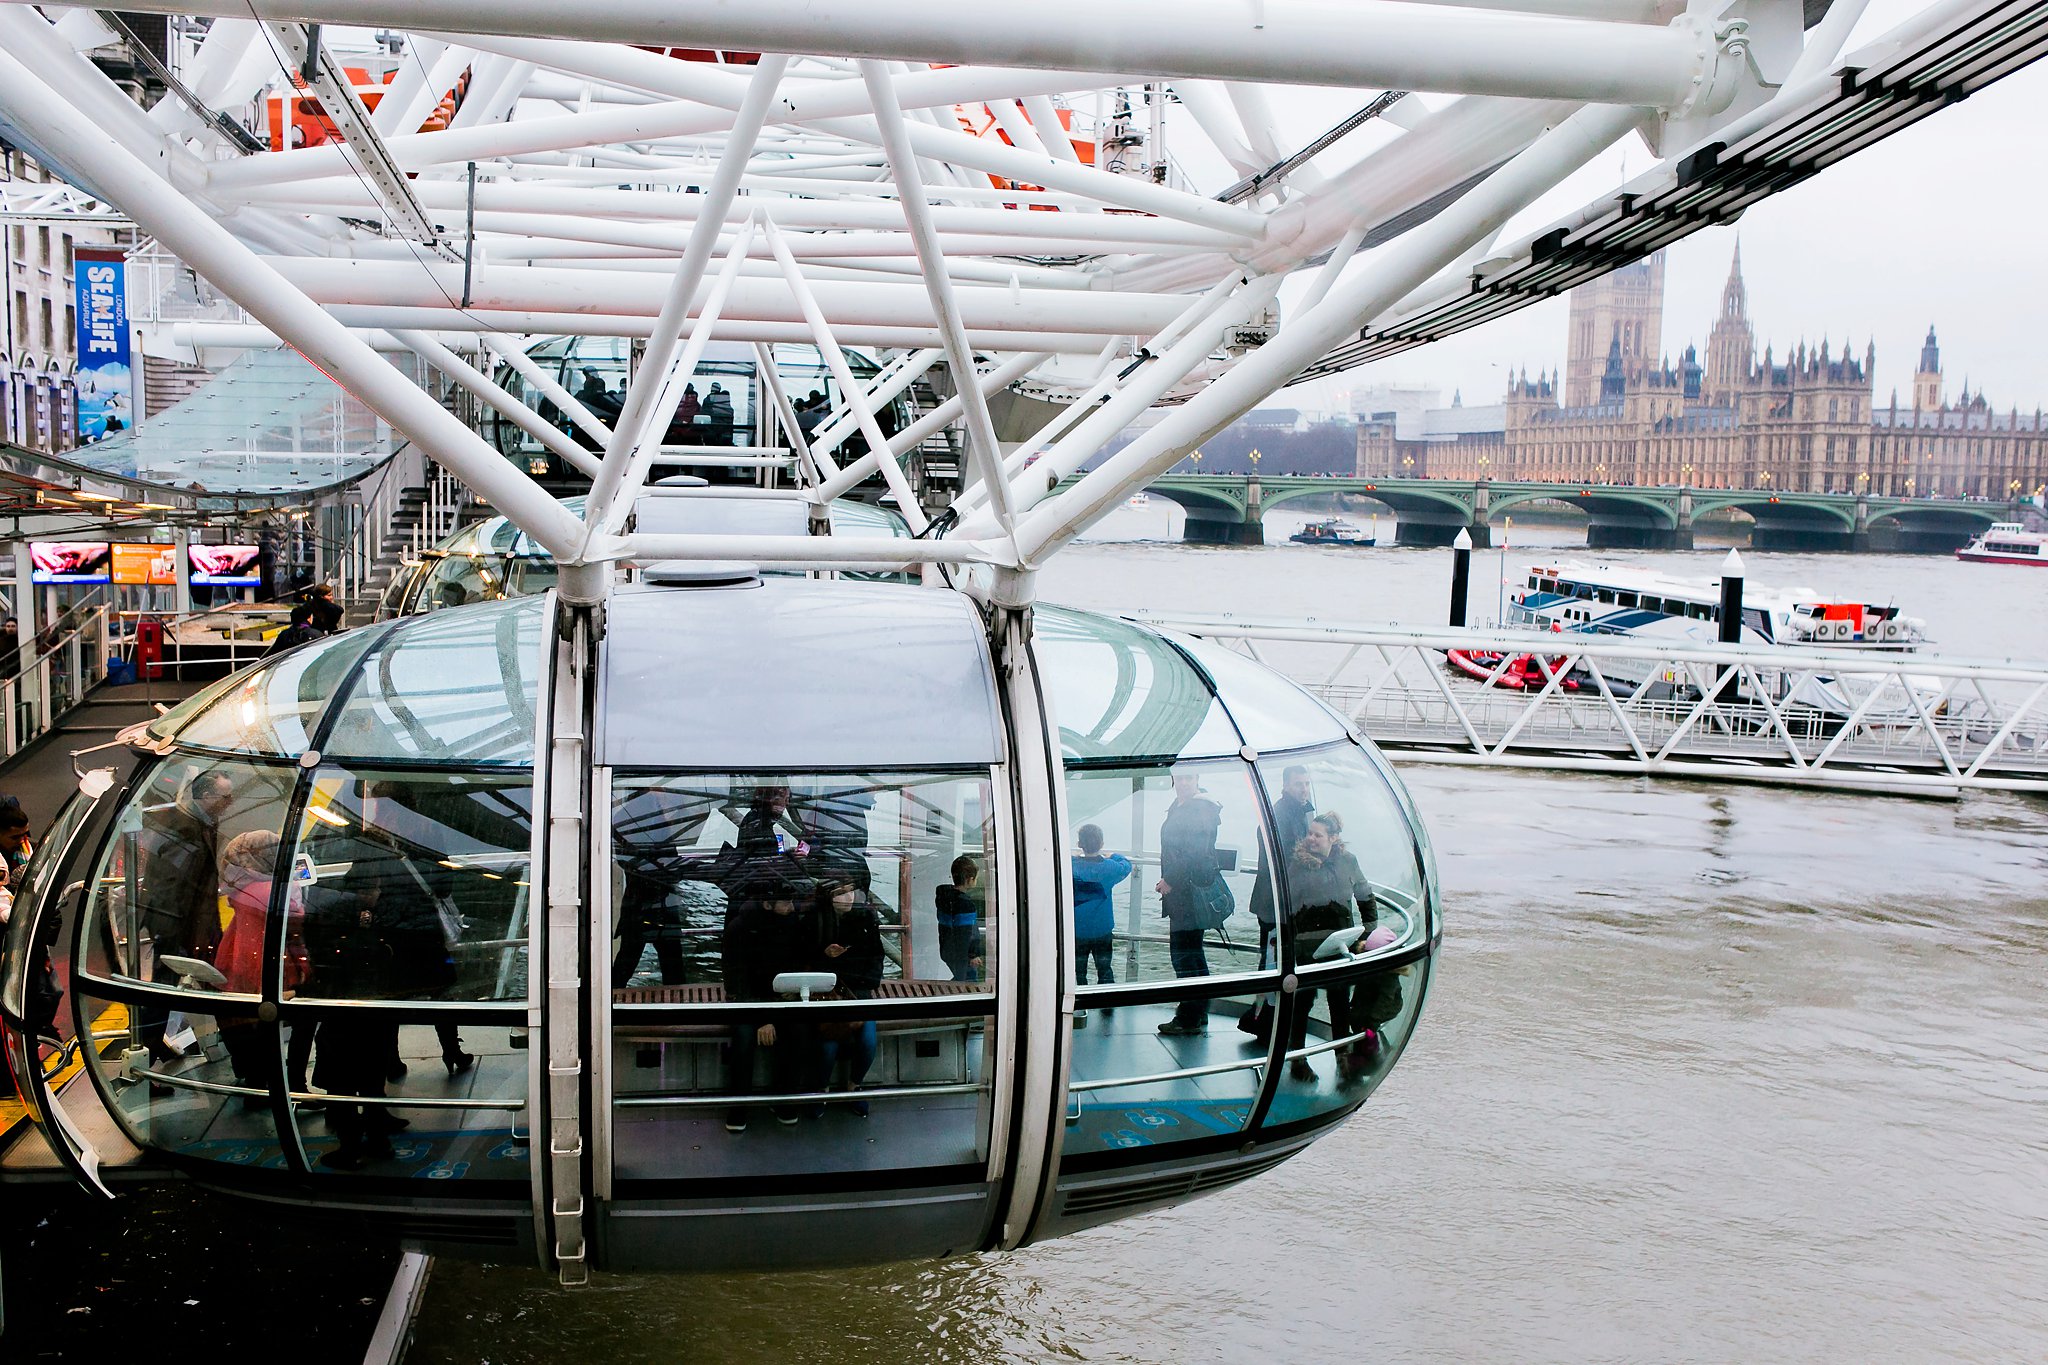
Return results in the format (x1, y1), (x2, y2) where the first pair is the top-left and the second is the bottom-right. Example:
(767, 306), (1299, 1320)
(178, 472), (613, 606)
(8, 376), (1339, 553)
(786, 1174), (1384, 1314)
(335, 444), (425, 608)
(116, 605), (294, 684)
(0, 589), (114, 760)
(1142, 614), (2048, 797)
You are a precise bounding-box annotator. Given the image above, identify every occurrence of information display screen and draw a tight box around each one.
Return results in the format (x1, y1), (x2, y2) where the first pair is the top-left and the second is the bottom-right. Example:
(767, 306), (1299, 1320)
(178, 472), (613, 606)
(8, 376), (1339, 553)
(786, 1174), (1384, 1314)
(29, 541), (111, 584)
(188, 544), (262, 586)
(110, 543), (178, 587)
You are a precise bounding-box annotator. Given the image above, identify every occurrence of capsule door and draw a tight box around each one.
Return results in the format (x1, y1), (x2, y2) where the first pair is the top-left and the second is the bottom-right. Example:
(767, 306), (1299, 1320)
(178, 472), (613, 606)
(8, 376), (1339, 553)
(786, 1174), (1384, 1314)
(0, 780), (129, 1195)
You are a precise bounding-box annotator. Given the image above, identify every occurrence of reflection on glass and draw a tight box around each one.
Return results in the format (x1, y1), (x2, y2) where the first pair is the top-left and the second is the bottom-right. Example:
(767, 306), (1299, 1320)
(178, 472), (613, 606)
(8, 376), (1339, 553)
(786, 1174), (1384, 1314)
(1064, 989), (1275, 1156)
(83, 990), (288, 1170)
(1036, 607), (1240, 761)
(319, 596), (544, 765)
(291, 767), (533, 1003)
(297, 1022), (528, 1176)
(608, 771), (997, 1182)
(1062, 760), (1273, 997)
(606, 772), (997, 996)
(152, 626), (379, 756)
(80, 757), (297, 1049)
(1256, 743), (1428, 971)
(1270, 958), (1428, 1125)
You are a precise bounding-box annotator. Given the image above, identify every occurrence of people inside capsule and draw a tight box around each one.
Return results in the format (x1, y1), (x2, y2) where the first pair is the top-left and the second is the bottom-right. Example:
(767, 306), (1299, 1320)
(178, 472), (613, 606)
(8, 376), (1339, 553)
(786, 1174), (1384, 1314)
(134, 769), (233, 1066)
(213, 829), (295, 1098)
(300, 875), (404, 1167)
(935, 854), (984, 983)
(721, 872), (818, 1132)
(1155, 767), (1224, 1035)
(610, 783), (697, 988)
(812, 866), (883, 1117)
(1070, 823), (1130, 990)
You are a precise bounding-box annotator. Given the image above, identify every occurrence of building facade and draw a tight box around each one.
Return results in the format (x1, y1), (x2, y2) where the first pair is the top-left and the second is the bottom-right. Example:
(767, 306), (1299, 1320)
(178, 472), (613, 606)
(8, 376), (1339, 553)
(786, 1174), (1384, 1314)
(1359, 248), (2048, 499)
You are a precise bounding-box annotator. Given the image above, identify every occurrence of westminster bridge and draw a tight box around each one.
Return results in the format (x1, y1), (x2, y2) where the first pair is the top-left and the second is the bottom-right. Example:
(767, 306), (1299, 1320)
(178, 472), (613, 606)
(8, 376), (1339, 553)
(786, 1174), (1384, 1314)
(1092, 474), (2021, 551)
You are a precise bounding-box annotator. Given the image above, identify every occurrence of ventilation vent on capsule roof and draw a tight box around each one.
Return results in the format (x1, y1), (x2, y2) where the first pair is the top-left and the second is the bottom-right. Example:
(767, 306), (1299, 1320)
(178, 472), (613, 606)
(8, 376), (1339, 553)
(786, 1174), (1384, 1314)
(638, 560), (762, 589)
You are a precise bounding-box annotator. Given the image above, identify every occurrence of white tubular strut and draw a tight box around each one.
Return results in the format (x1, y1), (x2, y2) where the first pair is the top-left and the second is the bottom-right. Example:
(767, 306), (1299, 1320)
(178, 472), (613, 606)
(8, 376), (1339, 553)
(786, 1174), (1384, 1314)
(0, 34), (590, 560)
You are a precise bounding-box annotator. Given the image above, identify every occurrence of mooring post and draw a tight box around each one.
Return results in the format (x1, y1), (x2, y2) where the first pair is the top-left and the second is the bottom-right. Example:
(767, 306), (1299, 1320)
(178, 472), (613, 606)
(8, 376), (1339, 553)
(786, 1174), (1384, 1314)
(1717, 547), (1745, 644)
(1449, 526), (1473, 627)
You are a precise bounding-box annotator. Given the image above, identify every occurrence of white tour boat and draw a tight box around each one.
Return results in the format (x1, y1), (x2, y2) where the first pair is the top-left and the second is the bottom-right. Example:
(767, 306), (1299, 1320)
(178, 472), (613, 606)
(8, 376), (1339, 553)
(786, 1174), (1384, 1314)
(1956, 522), (2048, 566)
(1498, 560), (1934, 718)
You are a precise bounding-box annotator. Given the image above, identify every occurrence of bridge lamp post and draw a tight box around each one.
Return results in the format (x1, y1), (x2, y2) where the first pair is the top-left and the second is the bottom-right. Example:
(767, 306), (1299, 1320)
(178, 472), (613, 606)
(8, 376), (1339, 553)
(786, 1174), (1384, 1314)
(1905, 477), (1915, 497)
(1681, 462), (1694, 488)
(1401, 454), (1414, 477)
(1249, 448), (1262, 469)
(1594, 462), (1606, 485)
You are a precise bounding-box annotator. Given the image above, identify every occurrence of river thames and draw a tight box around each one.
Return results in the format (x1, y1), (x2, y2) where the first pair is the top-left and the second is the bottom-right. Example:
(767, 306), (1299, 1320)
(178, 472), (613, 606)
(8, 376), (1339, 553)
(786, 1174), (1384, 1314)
(410, 505), (2048, 1363)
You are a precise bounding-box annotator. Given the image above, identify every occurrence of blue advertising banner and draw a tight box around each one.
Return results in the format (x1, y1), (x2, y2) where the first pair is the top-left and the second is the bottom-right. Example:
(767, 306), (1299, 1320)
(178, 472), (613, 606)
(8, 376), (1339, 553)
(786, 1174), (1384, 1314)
(73, 247), (133, 442)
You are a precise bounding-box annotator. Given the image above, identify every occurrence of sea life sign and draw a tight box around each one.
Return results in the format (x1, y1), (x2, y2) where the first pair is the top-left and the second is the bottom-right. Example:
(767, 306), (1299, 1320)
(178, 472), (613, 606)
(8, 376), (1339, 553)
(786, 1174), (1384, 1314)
(73, 246), (132, 442)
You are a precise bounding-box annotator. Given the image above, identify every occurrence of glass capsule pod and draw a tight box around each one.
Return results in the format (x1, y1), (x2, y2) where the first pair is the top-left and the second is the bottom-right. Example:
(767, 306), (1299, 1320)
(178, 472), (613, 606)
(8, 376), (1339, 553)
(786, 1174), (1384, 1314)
(377, 493), (916, 620)
(0, 576), (1438, 1275)
(486, 338), (912, 485)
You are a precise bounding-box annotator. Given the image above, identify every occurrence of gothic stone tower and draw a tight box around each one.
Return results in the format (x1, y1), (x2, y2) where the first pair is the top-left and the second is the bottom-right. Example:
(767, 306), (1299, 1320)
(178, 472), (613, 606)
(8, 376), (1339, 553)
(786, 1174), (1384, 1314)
(1703, 242), (1755, 408)
(1565, 249), (1666, 407)
(1914, 325), (1943, 410)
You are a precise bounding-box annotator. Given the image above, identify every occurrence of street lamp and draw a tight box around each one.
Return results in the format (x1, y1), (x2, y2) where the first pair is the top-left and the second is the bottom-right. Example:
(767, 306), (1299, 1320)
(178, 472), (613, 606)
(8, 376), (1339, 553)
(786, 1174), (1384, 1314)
(1249, 448), (1262, 469)
(1190, 448), (1203, 471)
(1681, 462), (1694, 486)
(1401, 454), (1415, 476)
(1594, 462), (1606, 484)
(1905, 477), (1915, 496)
(1760, 471), (1773, 488)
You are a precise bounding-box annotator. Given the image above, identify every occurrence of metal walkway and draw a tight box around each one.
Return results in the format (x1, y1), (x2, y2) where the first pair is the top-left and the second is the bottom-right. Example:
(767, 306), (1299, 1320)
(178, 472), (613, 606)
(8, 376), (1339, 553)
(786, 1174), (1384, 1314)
(1148, 617), (2048, 798)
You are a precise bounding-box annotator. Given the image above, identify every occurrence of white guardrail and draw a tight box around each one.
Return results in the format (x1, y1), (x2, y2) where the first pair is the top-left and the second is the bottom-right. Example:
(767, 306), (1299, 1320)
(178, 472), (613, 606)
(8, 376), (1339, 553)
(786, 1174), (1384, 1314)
(1143, 615), (2048, 798)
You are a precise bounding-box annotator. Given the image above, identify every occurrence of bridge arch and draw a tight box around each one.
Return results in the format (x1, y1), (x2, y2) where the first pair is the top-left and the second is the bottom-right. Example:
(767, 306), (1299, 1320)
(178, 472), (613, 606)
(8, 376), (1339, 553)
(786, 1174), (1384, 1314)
(1861, 502), (2003, 552)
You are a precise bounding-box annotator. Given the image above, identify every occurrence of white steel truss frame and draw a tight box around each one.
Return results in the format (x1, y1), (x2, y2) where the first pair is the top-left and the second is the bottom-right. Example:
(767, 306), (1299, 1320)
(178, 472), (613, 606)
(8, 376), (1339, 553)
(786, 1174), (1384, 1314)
(0, 0), (2031, 585)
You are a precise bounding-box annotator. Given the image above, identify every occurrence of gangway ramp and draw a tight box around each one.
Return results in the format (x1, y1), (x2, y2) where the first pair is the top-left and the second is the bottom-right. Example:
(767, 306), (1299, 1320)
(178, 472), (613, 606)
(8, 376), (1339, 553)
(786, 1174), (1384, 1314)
(1145, 617), (2048, 798)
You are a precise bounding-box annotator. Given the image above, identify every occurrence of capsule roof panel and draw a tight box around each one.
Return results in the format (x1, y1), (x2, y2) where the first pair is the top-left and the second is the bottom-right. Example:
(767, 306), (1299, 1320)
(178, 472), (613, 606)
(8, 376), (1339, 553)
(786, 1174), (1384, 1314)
(629, 492), (911, 541)
(598, 580), (1002, 770)
(152, 596), (548, 767)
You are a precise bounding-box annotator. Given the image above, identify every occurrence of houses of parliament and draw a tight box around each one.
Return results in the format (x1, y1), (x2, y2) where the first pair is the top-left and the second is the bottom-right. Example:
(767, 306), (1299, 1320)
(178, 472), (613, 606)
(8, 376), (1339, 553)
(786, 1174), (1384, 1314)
(1355, 246), (2048, 500)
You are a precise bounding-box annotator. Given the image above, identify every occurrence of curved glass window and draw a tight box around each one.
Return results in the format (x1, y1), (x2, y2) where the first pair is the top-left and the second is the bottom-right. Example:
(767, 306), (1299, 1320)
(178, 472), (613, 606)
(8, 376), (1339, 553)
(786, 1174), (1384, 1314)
(1036, 607), (1239, 762)
(161, 627), (384, 757)
(79, 754), (300, 999)
(321, 597), (546, 766)
(1171, 634), (1351, 754)
(290, 766), (533, 1004)
(1062, 757), (1274, 994)
(0, 789), (96, 1020)
(607, 769), (999, 1184)
(1256, 743), (1428, 972)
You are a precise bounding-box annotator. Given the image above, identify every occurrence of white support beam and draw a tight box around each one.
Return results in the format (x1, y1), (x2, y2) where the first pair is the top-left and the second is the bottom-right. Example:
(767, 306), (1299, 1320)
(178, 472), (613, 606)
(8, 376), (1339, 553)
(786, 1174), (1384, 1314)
(804, 347), (942, 465)
(0, 40), (589, 560)
(225, 178), (1251, 247)
(751, 341), (824, 492)
(480, 333), (615, 448)
(258, 256), (1191, 337)
(586, 214), (760, 541)
(68, 0), (1730, 107)
(1015, 102), (1640, 561)
(812, 349), (1047, 503)
(760, 215), (929, 532)
(394, 328), (604, 479)
(622, 530), (1012, 567)
(862, 60), (1020, 550)
(582, 54), (788, 540)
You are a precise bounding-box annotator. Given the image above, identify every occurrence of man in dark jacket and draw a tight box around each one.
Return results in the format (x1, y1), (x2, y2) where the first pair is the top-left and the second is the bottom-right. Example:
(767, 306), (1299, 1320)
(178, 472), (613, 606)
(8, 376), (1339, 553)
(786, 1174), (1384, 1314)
(1155, 768), (1223, 1035)
(134, 770), (235, 1062)
(721, 873), (817, 1132)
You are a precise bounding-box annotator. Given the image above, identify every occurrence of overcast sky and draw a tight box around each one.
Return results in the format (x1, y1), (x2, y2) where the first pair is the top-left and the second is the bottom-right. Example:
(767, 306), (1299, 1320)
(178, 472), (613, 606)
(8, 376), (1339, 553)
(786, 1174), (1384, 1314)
(1267, 1), (2048, 416)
